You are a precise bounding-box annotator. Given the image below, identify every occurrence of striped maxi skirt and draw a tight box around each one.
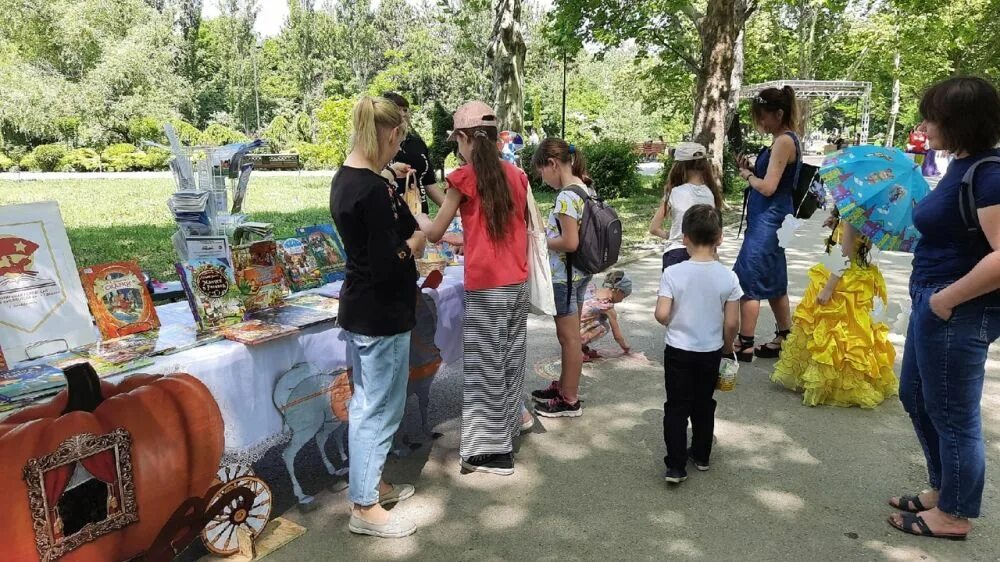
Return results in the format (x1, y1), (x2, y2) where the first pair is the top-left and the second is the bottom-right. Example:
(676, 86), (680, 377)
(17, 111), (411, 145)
(460, 282), (529, 459)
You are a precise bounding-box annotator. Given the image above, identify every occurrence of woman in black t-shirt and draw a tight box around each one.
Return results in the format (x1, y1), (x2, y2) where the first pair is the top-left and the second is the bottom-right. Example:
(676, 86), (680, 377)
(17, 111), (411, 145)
(330, 95), (425, 539)
(383, 92), (447, 210)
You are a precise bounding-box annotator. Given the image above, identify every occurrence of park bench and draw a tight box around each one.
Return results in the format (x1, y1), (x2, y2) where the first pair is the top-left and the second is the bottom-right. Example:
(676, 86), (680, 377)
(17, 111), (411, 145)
(244, 153), (301, 171)
(633, 142), (668, 162)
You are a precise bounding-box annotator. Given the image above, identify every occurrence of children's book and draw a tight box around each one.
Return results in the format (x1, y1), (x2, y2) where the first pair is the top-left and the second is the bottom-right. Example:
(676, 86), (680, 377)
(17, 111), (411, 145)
(0, 363), (65, 405)
(0, 345), (7, 372)
(295, 224), (346, 283)
(232, 241), (290, 312)
(286, 294), (340, 315)
(47, 354), (154, 379)
(277, 238), (323, 292)
(176, 258), (246, 330)
(79, 261), (160, 339)
(249, 304), (336, 329)
(219, 320), (299, 346)
(147, 324), (223, 356)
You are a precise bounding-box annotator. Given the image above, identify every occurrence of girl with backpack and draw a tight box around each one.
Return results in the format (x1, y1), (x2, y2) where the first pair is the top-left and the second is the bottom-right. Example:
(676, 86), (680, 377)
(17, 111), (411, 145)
(415, 101), (529, 476)
(649, 142), (723, 270)
(529, 138), (595, 419)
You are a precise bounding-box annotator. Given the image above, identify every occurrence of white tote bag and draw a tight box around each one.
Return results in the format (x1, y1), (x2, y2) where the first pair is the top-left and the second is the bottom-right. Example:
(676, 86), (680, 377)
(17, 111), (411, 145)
(526, 185), (557, 316)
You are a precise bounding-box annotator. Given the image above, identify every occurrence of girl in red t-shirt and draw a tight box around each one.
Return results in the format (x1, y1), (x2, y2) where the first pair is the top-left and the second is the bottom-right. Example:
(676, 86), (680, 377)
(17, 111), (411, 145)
(416, 101), (529, 476)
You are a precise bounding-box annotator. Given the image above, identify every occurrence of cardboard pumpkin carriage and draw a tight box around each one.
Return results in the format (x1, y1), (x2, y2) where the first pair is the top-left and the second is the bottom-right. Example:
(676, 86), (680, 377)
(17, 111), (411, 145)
(0, 363), (268, 562)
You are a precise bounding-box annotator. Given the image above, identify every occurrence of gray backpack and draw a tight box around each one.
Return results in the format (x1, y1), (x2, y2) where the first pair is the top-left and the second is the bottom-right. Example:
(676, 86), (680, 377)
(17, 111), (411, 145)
(562, 185), (623, 277)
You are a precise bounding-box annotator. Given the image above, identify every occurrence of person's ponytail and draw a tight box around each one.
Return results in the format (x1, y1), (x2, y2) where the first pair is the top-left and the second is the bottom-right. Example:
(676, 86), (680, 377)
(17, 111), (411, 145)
(467, 127), (513, 242)
(782, 86), (801, 134)
(349, 95), (407, 163)
(570, 146), (593, 187)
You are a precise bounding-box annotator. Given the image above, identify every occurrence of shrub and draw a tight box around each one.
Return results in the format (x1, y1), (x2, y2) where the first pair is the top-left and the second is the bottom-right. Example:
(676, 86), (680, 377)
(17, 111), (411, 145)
(58, 148), (101, 172)
(0, 152), (13, 171)
(101, 143), (144, 172)
(199, 124), (248, 147)
(314, 97), (353, 164)
(142, 147), (172, 170)
(127, 117), (164, 145)
(168, 119), (202, 145)
(580, 139), (641, 199)
(22, 144), (68, 172)
(291, 142), (341, 170)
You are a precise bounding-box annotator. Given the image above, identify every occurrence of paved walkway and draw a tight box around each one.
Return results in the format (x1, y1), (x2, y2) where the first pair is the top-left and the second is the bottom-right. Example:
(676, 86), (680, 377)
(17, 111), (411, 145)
(193, 215), (999, 561)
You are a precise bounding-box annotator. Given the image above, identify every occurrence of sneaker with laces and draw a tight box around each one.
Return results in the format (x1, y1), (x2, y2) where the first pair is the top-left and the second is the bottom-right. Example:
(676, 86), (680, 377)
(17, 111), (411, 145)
(534, 395), (582, 418)
(664, 468), (688, 484)
(531, 381), (560, 404)
(688, 449), (710, 471)
(461, 453), (514, 475)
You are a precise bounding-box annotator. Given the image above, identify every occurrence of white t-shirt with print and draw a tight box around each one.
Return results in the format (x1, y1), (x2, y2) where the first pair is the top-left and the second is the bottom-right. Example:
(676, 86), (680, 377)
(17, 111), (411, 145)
(546, 185), (595, 284)
(658, 260), (743, 352)
(664, 183), (716, 253)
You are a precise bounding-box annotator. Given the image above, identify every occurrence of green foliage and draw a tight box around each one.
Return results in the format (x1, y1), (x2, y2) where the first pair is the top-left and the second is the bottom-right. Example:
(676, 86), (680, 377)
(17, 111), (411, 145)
(291, 142), (341, 170)
(168, 119), (202, 145)
(313, 97), (354, 166)
(429, 101), (454, 177)
(580, 139), (642, 199)
(22, 144), (69, 172)
(143, 147), (172, 170)
(126, 117), (164, 145)
(0, 152), (14, 171)
(58, 148), (101, 172)
(263, 115), (294, 150)
(100, 143), (143, 172)
(199, 124), (249, 147)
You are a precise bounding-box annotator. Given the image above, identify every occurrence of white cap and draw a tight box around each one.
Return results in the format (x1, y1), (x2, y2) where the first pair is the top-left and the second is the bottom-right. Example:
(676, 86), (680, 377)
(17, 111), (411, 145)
(673, 142), (708, 162)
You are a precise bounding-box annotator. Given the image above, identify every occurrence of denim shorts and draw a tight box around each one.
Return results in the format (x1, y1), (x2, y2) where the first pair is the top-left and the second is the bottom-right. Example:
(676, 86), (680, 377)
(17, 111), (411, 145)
(553, 276), (591, 317)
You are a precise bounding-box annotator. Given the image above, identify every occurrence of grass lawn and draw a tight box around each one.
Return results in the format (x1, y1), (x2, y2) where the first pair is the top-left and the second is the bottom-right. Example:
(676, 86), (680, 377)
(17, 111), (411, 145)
(0, 174), (742, 281)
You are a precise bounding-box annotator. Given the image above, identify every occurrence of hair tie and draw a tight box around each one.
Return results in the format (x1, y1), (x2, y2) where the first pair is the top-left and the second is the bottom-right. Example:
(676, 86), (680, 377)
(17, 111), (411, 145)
(568, 144), (576, 154)
(474, 129), (488, 139)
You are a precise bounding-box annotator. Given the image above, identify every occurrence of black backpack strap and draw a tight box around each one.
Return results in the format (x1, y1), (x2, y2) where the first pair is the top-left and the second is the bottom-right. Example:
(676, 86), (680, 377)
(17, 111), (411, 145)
(786, 131), (803, 197)
(560, 185), (591, 309)
(737, 186), (750, 238)
(959, 156), (1000, 233)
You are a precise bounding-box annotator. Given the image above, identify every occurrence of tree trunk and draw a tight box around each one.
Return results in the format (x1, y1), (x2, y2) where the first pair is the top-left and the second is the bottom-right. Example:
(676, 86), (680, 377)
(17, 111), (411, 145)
(724, 25), (746, 153)
(886, 51), (902, 147)
(488, 0), (526, 132)
(692, 0), (747, 175)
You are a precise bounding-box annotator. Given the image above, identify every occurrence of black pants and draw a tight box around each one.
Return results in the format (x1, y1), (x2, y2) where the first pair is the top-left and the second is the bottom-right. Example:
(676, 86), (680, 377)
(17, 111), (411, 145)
(663, 344), (721, 470)
(662, 248), (690, 271)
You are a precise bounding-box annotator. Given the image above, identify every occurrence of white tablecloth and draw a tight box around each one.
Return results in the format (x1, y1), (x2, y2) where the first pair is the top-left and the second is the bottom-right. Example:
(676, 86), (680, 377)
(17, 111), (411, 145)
(113, 275), (465, 462)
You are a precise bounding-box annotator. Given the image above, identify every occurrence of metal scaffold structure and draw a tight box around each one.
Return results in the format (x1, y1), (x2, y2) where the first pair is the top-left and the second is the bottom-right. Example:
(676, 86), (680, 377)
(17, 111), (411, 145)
(740, 80), (873, 145)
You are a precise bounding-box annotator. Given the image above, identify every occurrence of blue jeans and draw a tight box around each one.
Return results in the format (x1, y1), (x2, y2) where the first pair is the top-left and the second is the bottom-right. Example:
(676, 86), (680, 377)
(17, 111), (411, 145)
(900, 283), (1000, 518)
(553, 276), (591, 317)
(344, 330), (411, 506)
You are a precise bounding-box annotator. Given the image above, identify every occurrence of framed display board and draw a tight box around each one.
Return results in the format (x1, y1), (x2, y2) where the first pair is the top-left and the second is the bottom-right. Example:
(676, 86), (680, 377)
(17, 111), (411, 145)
(0, 202), (97, 362)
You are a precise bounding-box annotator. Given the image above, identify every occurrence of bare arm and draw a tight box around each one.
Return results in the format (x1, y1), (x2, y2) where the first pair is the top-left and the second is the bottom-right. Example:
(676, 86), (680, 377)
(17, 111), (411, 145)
(649, 198), (669, 239)
(932, 206), (1000, 315)
(723, 300), (740, 354)
(606, 308), (630, 351)
(425, 182), (446, 207)
(654, 296), (673, 326)
(547, 213), (580, 253)
(417, 188), (461, 243)
(744, 135), (795, 197)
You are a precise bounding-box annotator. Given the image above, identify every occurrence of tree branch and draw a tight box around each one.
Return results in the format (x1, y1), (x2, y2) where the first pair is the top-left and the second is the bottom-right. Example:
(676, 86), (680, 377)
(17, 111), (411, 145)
(679, 3), (703, 26)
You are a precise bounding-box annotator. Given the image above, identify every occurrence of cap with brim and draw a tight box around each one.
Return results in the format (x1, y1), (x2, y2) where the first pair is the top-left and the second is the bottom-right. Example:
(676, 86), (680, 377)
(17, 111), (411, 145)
(673, 142), (708, 162)
(447, 101), (499, 141)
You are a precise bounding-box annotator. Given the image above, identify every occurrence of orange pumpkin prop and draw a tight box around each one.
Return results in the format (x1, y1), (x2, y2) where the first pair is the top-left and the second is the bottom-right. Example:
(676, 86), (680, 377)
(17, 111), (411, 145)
(0, 364), (224, 562)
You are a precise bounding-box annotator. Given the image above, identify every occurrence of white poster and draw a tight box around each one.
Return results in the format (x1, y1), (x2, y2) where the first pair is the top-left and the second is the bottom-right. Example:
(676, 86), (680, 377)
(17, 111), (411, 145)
(0, 202), (97, 363)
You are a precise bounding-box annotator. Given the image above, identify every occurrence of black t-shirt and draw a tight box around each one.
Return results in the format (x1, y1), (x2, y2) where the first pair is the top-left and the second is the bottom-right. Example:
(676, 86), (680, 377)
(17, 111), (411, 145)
(330, 166), (418, 336)
(389, 134), (437, 214)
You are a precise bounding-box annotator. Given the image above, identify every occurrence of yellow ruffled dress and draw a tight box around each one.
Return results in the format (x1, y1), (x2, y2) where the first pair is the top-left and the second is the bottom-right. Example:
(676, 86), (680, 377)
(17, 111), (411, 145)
(771, 226), (898, 408)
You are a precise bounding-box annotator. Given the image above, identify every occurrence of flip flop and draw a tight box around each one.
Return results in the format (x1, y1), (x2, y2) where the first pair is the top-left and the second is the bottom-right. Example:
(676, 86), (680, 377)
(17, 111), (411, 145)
(888, 494), (929, 514)
(887, 512), (968, 541)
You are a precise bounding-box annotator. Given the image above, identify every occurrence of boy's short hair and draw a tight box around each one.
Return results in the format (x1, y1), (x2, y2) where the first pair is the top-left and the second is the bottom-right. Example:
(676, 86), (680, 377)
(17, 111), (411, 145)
(682, 204), (723, 246)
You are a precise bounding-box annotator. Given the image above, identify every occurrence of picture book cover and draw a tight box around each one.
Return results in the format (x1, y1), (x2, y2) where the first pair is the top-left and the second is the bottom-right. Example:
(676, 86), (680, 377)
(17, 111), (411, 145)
(0, 363), (65, 404)
(277, 238), (323, 292)
(296, 224), (346, 283)
(219, 319), (299, 346)
(176, 258), (246, 330)
(147, 324), (223, 356)
(249, 304), (336, 329)
(233, 241), (289, 312)
(79, 261), (160, 339)
(286, 294), (340, 315)
(0, 345), (6, 372)
(50, 354), (154, 379)
(72, 333), (156, 365)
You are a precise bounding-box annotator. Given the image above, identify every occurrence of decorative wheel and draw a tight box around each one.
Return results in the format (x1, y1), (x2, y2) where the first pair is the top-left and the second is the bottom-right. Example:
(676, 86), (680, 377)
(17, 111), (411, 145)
(217, 464), (255, 483)
(201, 475), (272, 556)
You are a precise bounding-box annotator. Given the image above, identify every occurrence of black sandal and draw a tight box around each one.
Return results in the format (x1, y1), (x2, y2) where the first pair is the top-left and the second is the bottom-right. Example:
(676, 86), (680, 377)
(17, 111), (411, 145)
(754, 329), (791, 359)
(888, 512), (968, 541)
(734, 335), (755, 363)
(889, 494), (929, 514)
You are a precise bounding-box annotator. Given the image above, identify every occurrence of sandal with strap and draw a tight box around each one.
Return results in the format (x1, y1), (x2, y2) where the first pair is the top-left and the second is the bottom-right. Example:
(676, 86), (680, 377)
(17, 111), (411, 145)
(734, 335), (755, 363)
(754, 329), (791, 359)
(888, 512), (968, 541)
(889, 494), (930, 514)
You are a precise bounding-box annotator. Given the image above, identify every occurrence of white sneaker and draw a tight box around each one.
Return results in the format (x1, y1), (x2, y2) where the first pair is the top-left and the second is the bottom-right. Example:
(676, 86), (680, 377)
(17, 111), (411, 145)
(349, 513), (417, 538)
(379, 483), (415, 507)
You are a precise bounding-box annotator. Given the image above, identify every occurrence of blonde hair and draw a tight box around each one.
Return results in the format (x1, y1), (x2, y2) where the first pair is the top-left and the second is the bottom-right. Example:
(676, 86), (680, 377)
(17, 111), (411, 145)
(351, 96), (408, 162)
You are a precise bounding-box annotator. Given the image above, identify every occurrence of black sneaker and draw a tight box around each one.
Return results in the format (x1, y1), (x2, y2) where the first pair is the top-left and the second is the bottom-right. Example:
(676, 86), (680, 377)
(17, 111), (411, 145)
(664, 468), (688, 484)
(534, 395), (582, 418)
(688, 449), (710, 472)
(531, 381), (560, 404)
(461, 453), (514, 476)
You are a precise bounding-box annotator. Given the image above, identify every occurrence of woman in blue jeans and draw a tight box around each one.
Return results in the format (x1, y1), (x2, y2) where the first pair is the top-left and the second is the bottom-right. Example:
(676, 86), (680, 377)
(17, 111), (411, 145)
(889, 76), (1000, 540)
(330, 96), (426, 539)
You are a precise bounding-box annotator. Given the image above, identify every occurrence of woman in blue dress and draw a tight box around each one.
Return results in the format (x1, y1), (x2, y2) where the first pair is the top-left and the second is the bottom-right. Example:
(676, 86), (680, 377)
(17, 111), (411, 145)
(733, 86), (800, 362)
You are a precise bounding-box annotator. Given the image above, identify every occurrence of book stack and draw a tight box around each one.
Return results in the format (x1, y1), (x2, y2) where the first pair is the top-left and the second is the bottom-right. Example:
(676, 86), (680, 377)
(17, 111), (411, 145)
(168, 191), (214, 236)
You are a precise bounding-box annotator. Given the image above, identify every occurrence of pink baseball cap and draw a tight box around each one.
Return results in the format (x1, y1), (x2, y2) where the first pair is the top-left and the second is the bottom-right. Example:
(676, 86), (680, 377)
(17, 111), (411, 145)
(447, 101), (499, 140)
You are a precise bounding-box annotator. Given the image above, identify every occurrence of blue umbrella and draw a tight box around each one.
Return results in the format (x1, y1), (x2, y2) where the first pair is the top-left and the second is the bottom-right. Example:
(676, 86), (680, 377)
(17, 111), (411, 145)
(819, 146), (931, 252)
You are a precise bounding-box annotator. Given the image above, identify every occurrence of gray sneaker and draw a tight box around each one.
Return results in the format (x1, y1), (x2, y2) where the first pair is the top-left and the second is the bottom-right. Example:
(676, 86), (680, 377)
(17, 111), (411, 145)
(349, 513), (417, 538)
(379, 483), (415, 507)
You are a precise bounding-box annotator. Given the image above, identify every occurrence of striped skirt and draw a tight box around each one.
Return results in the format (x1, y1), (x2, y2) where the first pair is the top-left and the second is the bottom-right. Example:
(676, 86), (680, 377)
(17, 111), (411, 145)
(460, 282), (529, 459)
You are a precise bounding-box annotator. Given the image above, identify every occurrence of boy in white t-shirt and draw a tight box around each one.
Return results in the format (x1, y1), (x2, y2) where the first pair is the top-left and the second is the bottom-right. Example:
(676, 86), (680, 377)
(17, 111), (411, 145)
(654, 204), (742, 484)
